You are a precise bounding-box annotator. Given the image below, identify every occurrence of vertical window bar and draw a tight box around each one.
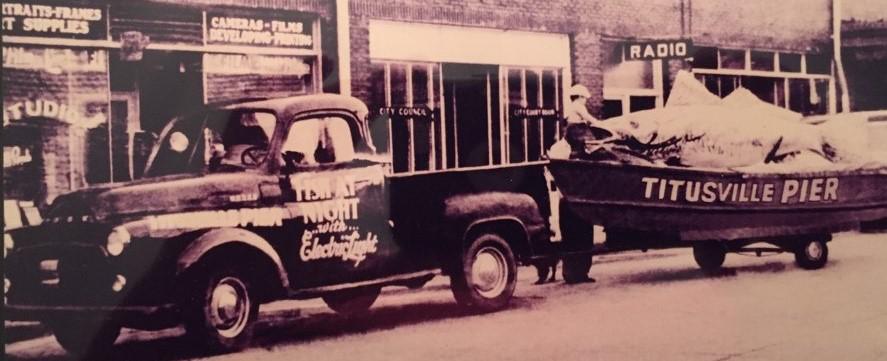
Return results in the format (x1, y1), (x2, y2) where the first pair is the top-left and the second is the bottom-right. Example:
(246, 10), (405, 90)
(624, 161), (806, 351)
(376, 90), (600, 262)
(452, 81), (460, 168)
(653, 60), (664, 107)
(536, 68), (544, 159)
(438, 64), (447, 169)
(384, 63), (393, 157)
(783, 78), (790, 109)
(800, 54), (807, 74)
(426, 63), (436, 170)
(521, 69), (528, 162)
(554, 69), (561, 141)
(486, 72), (494, 165)
(503, 67), (511, 163)
(406, 64), (415, 172)
(744, 49), (751, 71)
(499, 66), (508, 164)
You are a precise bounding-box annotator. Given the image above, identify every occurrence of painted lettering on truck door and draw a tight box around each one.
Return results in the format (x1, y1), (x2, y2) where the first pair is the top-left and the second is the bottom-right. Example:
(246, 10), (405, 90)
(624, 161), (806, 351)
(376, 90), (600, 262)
(277, 116), (397, 288)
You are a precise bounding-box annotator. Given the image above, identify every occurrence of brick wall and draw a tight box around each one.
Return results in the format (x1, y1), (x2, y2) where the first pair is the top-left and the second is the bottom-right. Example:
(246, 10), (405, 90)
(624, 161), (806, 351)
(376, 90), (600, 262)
(347, 0), (832, 115)
(691, 0), (832, 51)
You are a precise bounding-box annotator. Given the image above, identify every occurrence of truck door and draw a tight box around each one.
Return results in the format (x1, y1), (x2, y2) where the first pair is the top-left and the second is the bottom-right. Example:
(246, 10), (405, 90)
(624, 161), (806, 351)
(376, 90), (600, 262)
(279, 116), (398, 288)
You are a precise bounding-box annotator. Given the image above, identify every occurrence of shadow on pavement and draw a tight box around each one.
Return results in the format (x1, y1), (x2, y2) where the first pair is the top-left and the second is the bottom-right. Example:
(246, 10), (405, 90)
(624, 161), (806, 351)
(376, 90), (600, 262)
(607, 259), (840, 286)
(6, 298), (534, 361)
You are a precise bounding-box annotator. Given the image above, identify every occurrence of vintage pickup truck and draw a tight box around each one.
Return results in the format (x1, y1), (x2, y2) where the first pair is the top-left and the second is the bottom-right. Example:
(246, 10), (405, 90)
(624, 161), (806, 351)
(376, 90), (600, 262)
(4, 94), (581, 357)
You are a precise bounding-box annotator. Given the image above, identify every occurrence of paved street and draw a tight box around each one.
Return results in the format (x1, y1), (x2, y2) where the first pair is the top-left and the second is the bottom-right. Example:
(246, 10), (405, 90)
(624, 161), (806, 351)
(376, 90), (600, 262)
(6, 231), (887, 361)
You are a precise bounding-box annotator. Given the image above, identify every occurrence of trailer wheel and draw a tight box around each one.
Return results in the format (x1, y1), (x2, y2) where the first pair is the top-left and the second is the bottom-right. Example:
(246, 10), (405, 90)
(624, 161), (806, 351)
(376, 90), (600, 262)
(47, 315), (120, 358)
(451, 232), (517, 312)
(323, 286), (381, 315)
(693, 242), (726, 272)
(183, 264), (259, 353)
(794, 239), (829, 270)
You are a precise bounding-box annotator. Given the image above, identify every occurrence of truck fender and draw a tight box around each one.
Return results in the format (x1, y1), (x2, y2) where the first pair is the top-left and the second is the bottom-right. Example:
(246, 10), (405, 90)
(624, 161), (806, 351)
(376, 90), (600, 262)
(444, 192), (546, 258)
(176, 228), (289, 290)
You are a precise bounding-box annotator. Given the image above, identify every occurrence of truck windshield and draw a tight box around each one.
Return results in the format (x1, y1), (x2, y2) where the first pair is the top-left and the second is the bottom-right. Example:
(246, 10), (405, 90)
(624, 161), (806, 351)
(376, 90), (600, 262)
(144, 110), (277, 177)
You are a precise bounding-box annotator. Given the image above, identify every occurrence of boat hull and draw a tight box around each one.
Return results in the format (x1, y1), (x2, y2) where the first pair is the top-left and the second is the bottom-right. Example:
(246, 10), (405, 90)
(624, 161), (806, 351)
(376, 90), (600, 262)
(548, 159), (887, 241)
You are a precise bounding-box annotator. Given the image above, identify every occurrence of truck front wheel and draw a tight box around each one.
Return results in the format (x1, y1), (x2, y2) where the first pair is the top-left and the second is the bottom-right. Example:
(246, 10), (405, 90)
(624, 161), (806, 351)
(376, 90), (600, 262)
(47, 315), (120, 358)
(451, 233), (517, 312)
(183, 265), (259, 353)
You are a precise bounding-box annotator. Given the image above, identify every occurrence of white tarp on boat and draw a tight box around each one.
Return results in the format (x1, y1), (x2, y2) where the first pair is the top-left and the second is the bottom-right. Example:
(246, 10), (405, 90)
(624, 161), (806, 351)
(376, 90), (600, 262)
(592, 71), (886, 172)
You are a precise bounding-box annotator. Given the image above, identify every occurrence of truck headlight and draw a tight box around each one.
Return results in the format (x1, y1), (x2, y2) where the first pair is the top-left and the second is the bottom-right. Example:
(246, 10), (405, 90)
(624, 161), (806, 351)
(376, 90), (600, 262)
(106, 227), (131, 256)
(4, 233), (13, 258)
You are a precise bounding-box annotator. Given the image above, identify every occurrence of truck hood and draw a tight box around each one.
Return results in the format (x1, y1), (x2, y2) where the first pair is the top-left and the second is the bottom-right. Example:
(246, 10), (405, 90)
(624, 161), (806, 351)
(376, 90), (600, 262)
(45, 172), (279, 222)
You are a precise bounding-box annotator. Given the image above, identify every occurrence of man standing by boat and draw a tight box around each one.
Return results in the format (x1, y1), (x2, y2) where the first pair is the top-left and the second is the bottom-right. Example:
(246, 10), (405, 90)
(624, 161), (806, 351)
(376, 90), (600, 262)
(565, 84), (599, 125)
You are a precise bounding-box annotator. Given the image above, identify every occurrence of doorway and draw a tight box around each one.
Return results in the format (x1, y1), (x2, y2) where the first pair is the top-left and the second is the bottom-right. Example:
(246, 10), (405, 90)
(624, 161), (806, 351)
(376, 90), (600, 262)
(442, 63), (499, 168)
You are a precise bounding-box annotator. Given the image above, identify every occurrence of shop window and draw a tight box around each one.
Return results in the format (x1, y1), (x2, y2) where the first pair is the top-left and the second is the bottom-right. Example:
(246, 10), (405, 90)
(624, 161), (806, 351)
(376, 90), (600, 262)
(719, 49), (746, 70)
(691, 46), (718, 69)
(204, 53), (314, 104)
(693, 48), (831, 115)
(3, 45), (110, 196)
(750, 51), (775, 71)
(780, 53), (802, 72)
(806, 54), (831, 75)
(504, 67), (561, 163)
(603, 40), (662, 118)
(369, 61), (441, 172)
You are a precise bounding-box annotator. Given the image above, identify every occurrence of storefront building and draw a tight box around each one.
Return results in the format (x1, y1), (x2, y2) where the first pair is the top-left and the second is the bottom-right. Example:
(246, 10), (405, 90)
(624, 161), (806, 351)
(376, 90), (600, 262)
(346, 0), (837, 174)
(3, 0), (335, 208)
(3, 0), (837, 209)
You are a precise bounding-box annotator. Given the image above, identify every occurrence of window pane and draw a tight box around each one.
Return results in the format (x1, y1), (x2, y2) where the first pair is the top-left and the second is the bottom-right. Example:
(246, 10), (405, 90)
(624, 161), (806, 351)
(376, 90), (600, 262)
(389, 64), (409, 172)
(526, 70), (542, 161)
(602, 99), (623, 119)
(604, 61), (653, 89)
(368, 63), (389, 153)
(507, 68), (525, 163)
(788, 79), (827, 115)
(741, 76), (778, 104)
(630, 96), (656, 113)
(691, 46), (718, 69)
(719, 49), (745, 70)
(807, 53), (831, 75)
(750, 51), (775, 71)
(780, 53), (802, 72)
(412, 65), (431, 170)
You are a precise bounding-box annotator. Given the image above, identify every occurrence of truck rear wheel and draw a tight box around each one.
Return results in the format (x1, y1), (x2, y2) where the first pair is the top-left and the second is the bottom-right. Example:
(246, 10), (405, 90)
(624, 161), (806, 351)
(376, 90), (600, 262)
(693, 242), (726, 272)
(183, 265), (259, 353)
(323, 286), (381, 315)
(451, 233), (517, 312)
(794, 239), (828, 270)
(47, 315), (120, 358)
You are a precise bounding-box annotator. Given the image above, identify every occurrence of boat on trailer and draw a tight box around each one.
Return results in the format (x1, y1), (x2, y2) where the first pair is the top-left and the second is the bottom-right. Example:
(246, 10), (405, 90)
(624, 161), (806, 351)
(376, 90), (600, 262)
(547, 159), (887, 270)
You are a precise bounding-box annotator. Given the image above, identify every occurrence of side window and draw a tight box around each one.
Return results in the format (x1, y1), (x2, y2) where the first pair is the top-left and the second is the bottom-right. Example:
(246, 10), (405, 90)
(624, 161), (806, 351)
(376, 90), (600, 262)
(282, 117), (355, 167)
(322, 117), (355, 163)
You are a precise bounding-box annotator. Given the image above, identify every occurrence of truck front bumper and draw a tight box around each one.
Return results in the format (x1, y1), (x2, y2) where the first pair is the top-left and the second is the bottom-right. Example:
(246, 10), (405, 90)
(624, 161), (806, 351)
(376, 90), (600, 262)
(5, 303), (178, 328)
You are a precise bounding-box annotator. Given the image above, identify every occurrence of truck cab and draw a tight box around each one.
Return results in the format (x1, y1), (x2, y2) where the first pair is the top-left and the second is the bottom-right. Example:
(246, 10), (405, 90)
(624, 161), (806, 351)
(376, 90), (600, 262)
(4, 94), (557, 356)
